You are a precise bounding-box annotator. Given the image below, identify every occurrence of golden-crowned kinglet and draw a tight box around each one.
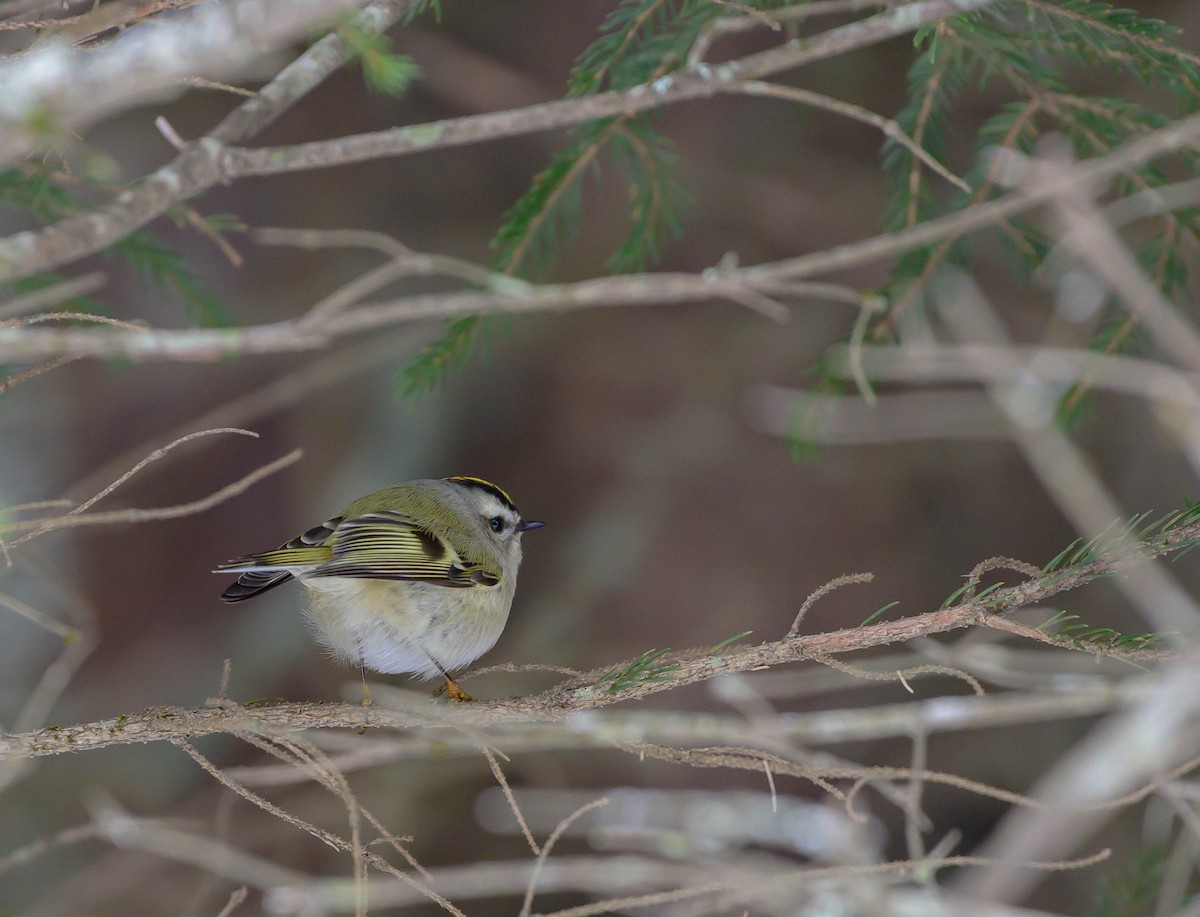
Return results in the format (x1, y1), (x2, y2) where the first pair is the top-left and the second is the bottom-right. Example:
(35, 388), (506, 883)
(217, 476), (543, 702)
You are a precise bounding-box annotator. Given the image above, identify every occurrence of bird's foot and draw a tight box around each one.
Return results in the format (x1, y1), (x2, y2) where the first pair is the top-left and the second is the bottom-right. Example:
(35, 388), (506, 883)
(437, 678), (473, 703)
(357, 673), (373, 734)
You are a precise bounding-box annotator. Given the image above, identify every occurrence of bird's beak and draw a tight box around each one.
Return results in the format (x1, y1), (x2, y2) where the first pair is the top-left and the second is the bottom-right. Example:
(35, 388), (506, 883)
(518, 519), (545, 532)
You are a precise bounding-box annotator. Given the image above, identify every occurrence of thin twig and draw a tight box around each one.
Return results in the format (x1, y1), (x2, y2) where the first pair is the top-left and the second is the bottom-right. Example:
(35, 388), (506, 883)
(687, 0), (893, 67)
(810, 651), (986, 696)
(789, 572), (875, 637)
(5, 448), (301, 546)
(905, 727), (930, 865)
(223, 682), (1140, 788)
(726, 80), (970, 192)
(481, 745), (541, 856)
(0, 272), (106, 320)
(0, 589), (78, 642)
(215, 886), (248, 917)
(0, 355), (79, 395)
(69, 428), (260, 518)
(520, 798), (610, 917)
(533, 849), (1111, 917)
(178, 734), (461, 915)
(0, 0), (371, 164)
(1, 311), (147, 332)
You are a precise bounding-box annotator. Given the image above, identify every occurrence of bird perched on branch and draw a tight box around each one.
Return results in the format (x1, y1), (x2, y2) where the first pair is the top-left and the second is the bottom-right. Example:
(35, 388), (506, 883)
(217, 476), (543, 702)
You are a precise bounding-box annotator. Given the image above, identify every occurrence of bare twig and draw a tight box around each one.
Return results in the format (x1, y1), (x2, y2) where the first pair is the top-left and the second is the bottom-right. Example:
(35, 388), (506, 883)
(0, 272), (106, 320)
(534, 850), (1112, 917)
(68, 428), (260, 519)
(0, 589), (78, 643)
(64, 332), (412, 503)
(154, 115), (188, 152)
(687, 0), (893, 67)
(1, 311), (147, 332)
(1027, 148), (1200, 372)
(906, 727), (931, 864)
(215, 886), (249, 917)
(5, 448), (301, 546)
(171, 739), (467, 917)
(808, 650), (986, 697)
(87, 793), (316, 889)
(961, 656), (1200, 904)
(0, 267), (806, 362)
(0, 822), (105, 877)
(268, 854), (709, 913)
(789, 572), (875, 637)
(236, 728), (430, 880)
(0, 0), (90, 21)
(183, 77), (258, 97)
(482, 745), (541, 856)
(725, 80), (970, 192)
(519, 798), (610, 917)
(0, 355), (79, 396)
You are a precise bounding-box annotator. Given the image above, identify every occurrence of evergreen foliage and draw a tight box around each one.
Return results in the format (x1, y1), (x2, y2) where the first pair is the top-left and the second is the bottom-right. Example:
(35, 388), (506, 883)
(400, 1), (1200, 413)
(0, 164), (232, 328)
(338, 19), (420, 97)
(400, 0), (728, 394)
(870, 0), (1200, 428)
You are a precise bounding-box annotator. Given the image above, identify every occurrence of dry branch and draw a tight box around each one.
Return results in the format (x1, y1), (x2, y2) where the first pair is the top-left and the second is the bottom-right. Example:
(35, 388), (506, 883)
(2, 449), (302, 546)
(223, 684), (1139, 789)
(1, 517), (1191, 763)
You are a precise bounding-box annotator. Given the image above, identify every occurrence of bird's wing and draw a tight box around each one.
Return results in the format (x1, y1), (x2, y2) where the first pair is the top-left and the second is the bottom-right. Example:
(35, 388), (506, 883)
(309, 510), (501, 587)
(217, 518), (341, 603)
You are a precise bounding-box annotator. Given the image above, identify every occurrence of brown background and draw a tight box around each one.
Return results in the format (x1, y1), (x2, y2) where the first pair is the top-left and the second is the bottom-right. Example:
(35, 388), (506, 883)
(2, 1), (1198, 913)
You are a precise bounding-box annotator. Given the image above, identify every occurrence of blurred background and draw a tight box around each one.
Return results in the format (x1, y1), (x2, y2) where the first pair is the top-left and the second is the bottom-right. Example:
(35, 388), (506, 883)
(2, 1), (1200, 914)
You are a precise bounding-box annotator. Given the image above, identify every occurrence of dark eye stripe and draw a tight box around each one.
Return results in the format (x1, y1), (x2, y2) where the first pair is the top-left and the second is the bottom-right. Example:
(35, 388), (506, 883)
(443, 475), (517, 512)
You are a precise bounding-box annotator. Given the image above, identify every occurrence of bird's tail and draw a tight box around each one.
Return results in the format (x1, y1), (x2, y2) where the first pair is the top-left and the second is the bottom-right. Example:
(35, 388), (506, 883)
(216, 546), (333, 603)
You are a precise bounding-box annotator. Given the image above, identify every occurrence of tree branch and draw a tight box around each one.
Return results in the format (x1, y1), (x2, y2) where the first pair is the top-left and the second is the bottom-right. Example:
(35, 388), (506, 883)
(2, 518), (1191, 763)
(6, 99), (1200, 365)
(0, 0), (371, 163)
(0, 0), (1000, 284)
(0, 0), (417, 282)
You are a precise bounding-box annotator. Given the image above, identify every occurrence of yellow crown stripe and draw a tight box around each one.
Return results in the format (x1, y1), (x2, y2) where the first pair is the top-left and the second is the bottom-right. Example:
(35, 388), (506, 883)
(443, 476), (516, 509)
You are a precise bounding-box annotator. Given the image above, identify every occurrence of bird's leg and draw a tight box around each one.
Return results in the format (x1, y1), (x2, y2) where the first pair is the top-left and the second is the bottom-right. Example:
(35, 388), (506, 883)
(356, 660), (373, 735)
(427, 653), (472, 703)
(359, 664), (373, 708)
(444, 677), (472, 704)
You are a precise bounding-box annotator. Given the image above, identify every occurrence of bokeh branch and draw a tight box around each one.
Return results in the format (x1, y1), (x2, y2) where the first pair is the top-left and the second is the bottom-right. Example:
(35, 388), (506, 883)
(0, 0), (418, 281)
(0, 0), (997, 285)
(0, 0), (370, 164)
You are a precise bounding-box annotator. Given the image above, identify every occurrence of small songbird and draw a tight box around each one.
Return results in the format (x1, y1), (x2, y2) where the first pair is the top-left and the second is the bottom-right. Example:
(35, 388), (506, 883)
(217, 476), (543, 702)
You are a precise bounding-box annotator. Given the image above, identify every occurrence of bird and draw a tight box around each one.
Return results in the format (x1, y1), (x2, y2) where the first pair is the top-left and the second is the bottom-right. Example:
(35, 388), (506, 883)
(217, 476), (543, 702)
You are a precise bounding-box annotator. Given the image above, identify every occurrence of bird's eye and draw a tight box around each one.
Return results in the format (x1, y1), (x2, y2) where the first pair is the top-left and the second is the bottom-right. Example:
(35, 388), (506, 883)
(489, 516), (505, 533)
